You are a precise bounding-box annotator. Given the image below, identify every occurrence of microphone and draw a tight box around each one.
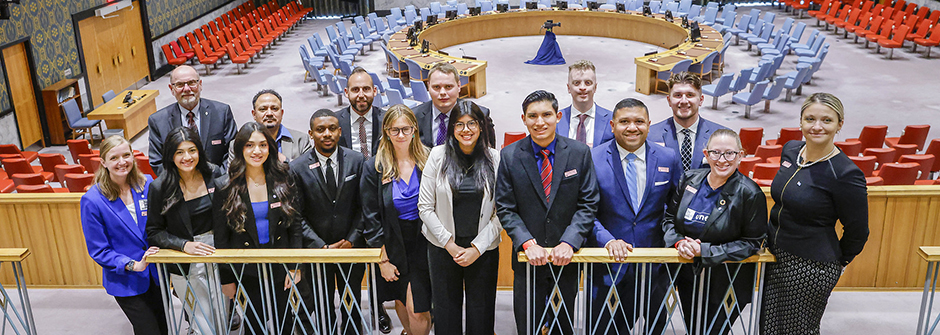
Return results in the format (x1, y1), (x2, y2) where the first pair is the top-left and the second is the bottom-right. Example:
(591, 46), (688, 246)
(459, 48), (466, 57)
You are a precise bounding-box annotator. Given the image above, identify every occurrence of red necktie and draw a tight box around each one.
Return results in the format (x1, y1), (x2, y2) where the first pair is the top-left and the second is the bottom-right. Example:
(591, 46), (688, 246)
(540, 149), (552, 201)
(186, 111), (198, 133)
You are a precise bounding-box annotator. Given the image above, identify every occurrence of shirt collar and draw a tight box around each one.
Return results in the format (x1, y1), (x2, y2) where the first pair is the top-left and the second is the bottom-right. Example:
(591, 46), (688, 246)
(274, 124), (292, 142)
(314, 147), (336, 165)
(531, 137), (558, 157)
(617, 141), (647, 162)
(433, 104), (452, 120)
(572, 103), (596, 118)
(354, 108), (373, 122)
(179, 101), (201, 114)
(673, 116), (699, 135)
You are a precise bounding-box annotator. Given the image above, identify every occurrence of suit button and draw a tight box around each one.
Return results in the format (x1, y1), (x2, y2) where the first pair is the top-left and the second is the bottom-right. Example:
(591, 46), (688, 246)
(546, 219), (551, 224)
(244, 242), (249, 246)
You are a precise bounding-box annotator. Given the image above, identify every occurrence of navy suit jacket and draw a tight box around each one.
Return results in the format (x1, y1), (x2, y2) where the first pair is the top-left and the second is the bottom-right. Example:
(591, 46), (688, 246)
(556, 104), (614, 148)
(148, 99), (237, 175)
(412, 100), (496, 148)
(648, 117), (729, 170)
(81, 176), (156, 297)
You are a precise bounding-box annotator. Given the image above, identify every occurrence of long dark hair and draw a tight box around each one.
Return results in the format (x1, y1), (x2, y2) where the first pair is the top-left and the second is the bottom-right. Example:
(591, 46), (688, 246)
(160, 127), (213, 215)
(221, 122), (299, 233)
(442, 100), (495, 196)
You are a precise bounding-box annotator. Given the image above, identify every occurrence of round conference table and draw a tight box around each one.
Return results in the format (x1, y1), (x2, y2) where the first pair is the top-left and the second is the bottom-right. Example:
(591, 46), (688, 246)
(386, 8), (724, 97)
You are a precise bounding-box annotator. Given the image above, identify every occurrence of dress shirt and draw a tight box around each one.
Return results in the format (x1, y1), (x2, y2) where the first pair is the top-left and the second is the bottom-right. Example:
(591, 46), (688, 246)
(531, 137), (558, 172)
(568, 103), (596, 146)
(673, 117), (700, 150)
(617, 142), (647, 206)
(179, 101), (202, 135)
(314, 148), (339, 185)
(350, 110), (374, 154)
(272, 124), (293, 154)
(432, 104), (453, 143)
(125, 201), (138, 224)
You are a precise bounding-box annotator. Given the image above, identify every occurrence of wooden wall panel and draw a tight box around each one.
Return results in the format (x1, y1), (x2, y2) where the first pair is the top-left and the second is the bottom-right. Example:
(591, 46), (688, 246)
(3, 43), (43, 147)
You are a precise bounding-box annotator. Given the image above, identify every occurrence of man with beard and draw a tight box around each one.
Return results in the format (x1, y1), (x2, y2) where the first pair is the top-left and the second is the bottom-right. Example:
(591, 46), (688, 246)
(336, 67), (385, 159)
(148, 65), (237, 175)
(649, 72), (729, 172)
(223, 89), (311, 170)
(413, 62), (496, 148)
(290, 109), (368, 335)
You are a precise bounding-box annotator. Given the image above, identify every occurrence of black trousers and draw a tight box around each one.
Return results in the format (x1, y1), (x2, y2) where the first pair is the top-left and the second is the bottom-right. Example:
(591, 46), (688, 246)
(114, 278), (169, 335)
(512, 260), (579, 335)
(428, 240), (499, 335)
(239, 269), (295, 335)
(674, 263), (755, 335)
(589, 264), (668, 335)
(298, 263), (367, 335)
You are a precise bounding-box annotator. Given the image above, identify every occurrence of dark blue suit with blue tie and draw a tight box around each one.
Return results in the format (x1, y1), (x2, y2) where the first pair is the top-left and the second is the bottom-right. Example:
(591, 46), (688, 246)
(556, 104), (615, 147)
(590, 140), (682, 334)
(649, 117), (729, 170)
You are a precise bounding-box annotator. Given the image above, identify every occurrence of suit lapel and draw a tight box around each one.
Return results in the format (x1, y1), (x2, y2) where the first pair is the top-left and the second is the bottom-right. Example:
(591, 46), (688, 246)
(198, 102), (211, 145)
(556, 107), (570, 138)
(548, 138), (569, 207)
(606, 141), (634, 214)
(335, 148), (349, 199)
(593, 106), (611, 146)
(381, 178), (404, 241)
(239, 191), (260, 244)
(169, 105), (183, 130)
(106, 191), (146, 245)
(662, 120), (679, 151)
(371, 107), (383, 153)
(639, 143), (659, 209)
(308, 152), (332, 201)
(693, 120), (712, 169)
(516, 138), (548, 208)
(339, 109), (352, 148)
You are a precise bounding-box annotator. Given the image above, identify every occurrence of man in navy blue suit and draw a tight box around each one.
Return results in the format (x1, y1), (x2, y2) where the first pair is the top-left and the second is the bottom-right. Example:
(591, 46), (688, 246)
(591, 98), (682, 335)
(556, 60), (614, 148)
(649, 72), (729, 172)
(496, 90), (599, 335)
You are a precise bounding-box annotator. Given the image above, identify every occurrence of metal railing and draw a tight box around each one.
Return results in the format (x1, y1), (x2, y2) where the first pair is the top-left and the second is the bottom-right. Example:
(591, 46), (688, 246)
(519, 247), (775, 335)
(0, 248), (37, 335)
(918, 246), (940, 335)
(148, 249), (382, 335)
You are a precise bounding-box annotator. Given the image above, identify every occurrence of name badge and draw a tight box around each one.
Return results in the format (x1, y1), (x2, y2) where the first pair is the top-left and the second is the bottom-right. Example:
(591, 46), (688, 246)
(211, 139), (222, 145)
(138, 199), (148, 211)
(658, 166), (670, 173)
(685, 185), (698, 194)
(564, 169), (578, 178)
(141, 211), (148, 217)
(344, 174), (356, 181)
(684, 208), (695, 221)
(782, 161), (792, 168)
(654, 142), (665, 147)
(208, 187), (215, 193)
(270, 202), (282, 209)
(309, 162), (321, 169)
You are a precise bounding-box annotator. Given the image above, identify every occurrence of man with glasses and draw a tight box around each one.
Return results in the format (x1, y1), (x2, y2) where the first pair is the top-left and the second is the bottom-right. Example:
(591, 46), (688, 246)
(649, 72), (729, 172)
(148, 65), (237, 175)
(336, 67), (385, 160)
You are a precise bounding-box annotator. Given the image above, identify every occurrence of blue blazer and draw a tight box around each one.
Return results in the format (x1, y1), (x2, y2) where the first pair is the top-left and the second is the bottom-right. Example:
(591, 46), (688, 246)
(591, 140), (682, 249)
(648, 117), (730, 170)
(81, 176), (156, 297)
(556, 104), (614, 148)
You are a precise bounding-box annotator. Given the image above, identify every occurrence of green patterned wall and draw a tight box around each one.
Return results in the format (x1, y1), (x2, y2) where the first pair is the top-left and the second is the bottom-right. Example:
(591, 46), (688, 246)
(0, 0), (109, 112)
(147, 0), (231, 37)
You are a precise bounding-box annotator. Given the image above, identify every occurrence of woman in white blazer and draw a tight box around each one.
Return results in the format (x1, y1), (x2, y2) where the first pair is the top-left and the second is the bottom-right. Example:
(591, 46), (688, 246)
(419, 100), (501, 335)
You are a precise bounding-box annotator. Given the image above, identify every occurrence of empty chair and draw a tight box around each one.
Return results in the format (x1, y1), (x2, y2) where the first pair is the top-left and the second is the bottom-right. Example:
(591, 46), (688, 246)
(885, 125), (930, 151)
(755, 144), (783, 162)
(63, 99), (103, 141)
(66, 139), (97, 163)
(78, 154), (101, 174)
(405, 58), (429, 84)
(739, 127), (764, 156)
(325, 73), (345, 106)
(688, 51), (717, 82)
(864, 147), (897, 169)
(504, 132), (527, 148)
(728, 67), (753, 96)
(2, 157), (52, 182)
(702, 73), (733, 109)
(850, 155), (878, 177)
(766, 127), (803, 146)
(134, 156), (156, 179)
(751, 163), (779, 186)
(728, 15), (753, 45)
(924, 139), (940, 175)
(0, 144), (38, 163)
(878, 162), (919, 185)
(656, 59), (692, 94)
(38, 153), (68, 183)
(388, 77), (413, 99)
(731, 80), (769, 119)
(761, 76), (787, 113)
(386, 88), (420, 109)
(835, 141), (862, 157)
(789, 22), (807, 44)
(65, 173), (95, 192)
(16, 184), (59, 193)
(913, 24), (940, 58)
(738, 157), (763, 177)
(782, 63), (812, 101)
(411, 80), (432, 103)
(892, 144), (919, 161)
(54, 164), (86, 187)
(899, 154), (936, 180)
(102, 90), (117, 103)
(844, 125), (888, 150)
(368, 72), (392, 94)
(695, 6), (718, 25)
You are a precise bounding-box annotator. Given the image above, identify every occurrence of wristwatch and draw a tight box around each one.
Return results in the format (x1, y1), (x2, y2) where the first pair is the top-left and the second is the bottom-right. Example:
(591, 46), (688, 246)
(125, 260), (136, 271)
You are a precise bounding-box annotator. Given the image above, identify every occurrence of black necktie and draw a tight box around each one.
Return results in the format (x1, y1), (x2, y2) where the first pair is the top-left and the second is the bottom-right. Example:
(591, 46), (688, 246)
(680, 128), (692, 171)
(325, 158), (337, 198)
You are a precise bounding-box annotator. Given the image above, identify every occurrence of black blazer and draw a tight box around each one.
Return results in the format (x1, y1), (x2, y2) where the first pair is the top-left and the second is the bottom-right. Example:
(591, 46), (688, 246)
(495, 136), (599, 254)
(146, 163), (225, 251)
(148, 98), (238, 175)
(359, 157), (420, 276)
(412, 100), (496, 148)
(289, 146), (366, 248)
(662, 169), (767, 267)
(336, 106), (385, 157)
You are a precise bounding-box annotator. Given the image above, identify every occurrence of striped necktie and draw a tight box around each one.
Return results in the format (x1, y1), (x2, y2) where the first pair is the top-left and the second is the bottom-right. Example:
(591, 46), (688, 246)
(540, 149), (552, 201)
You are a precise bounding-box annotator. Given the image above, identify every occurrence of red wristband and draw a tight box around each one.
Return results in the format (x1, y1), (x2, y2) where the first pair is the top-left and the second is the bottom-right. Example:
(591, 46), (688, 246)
(522, 239), (537, 251)
(674, 241), (683, 248)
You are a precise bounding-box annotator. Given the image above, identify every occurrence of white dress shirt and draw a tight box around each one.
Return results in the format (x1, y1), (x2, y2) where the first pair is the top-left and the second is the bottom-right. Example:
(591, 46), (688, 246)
(568, 103), (596, 146)
(314, 149), (339, 185)
(673, 117), (700, 150)
(179, 101), (202, 136)
(617, 142), (647, 207)
(350, 110), (374, 155)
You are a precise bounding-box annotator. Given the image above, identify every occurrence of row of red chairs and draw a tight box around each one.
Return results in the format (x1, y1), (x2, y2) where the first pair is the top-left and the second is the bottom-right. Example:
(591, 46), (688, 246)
(805, 0), (939, 58)
(162, 2), (255, 66)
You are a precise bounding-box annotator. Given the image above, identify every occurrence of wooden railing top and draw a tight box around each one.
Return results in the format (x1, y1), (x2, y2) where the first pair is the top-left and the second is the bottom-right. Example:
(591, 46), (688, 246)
(919, 246), (940, 262)
(148, 249), (382, 264)
(517, 247), (776, 264)
(0, 193), (83, 204)
(0, 248), (30, 262)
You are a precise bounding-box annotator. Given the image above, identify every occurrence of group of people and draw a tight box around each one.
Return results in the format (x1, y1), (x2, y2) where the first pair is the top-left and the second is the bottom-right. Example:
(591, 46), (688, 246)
(80, 60), (869, 335)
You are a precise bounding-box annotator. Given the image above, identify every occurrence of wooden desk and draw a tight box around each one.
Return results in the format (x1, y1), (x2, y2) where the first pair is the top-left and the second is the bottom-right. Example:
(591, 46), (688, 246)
(387, 33), (489, 97)
(86, 90), (159, 139)
(391, 9), (721, 96)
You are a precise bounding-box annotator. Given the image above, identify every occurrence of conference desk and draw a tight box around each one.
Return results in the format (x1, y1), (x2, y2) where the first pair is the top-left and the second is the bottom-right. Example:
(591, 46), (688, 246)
(388, 9), (722, 96)
(86, 90), (159, 139)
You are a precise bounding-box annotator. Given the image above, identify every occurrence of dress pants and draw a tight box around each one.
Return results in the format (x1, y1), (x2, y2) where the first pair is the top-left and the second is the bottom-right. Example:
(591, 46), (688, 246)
(674, 263), (755, 335)
(238, 268), (295, 335)
(512, 260), (579, 335)
(428, 239), (499, 335)
(325, 263), (367, 335)
(114, 278), (169, 335)
(169, 232), (217, 335)
(589, 263), (668, 335)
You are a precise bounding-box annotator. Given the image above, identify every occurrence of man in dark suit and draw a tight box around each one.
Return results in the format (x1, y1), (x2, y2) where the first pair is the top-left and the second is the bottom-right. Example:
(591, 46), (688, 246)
(649, 72), (730, 172)
(148, 65), (237, 175)
(290, 109), (367, 335)
(556, 60), (614, 148)
(496, 90), (599, 335)
(412, 62), (496, 148)
(336, 67), (384, 159)
(590, 98), (682, 335)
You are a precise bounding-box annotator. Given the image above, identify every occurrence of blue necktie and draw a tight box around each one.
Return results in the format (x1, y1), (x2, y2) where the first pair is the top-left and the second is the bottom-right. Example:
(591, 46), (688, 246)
(625, 153), (639, 210)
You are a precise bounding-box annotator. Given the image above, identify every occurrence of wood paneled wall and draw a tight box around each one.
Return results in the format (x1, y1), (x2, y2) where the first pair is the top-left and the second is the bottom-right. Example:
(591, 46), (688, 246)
(3, 186), (940, 288)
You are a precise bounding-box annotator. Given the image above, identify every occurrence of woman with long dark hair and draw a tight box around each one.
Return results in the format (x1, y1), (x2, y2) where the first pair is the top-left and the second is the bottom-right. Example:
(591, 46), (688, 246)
(213, 122), (304, 335)
(419, 100), (501, 334)
(361, 104), (432, 335)
(145, 126), (225, 334)
(81, 135), (166, 335)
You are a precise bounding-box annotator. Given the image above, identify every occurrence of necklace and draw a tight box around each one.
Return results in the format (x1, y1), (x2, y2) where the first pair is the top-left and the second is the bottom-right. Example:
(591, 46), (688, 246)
(797, 145), (838, 168)
(247, 175), (265, 187)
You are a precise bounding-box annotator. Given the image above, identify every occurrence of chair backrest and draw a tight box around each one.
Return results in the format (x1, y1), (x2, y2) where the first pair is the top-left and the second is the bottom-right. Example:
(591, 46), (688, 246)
(134, 156), (155, 179)
(480, 1), (494, 12)
(747, 9), (761, 29)
(11, 173), (44, 187)
(739, 127), (764, 156)
(858, 125), (888, 150)
(102, 90), (117, 103)
(729, 68), (753, 92)
(744, 81), (769, 104)
(430, 2), (442, 14)
(55, 165), (85, 185)
(891, 24), (911, 43)
(763, 76), (788, 100)
(61, 99), (84, 127)
(702, 6), (718, 23)
(923, 139), (940, 172)
(457, 3), (469, 14)
(649, 1), (661, 13)
(386, 88), (405, 105)
(708, 73), (734, 96)
(16, 184), (54, 193)
(755, 144), (783, 161)
(752, 163), (779, 180)
(411, 80), (432, 103)
(879, 162), (919, 185)
(777, 127), (804, 145)
(65, 173), (95, 192)
(897, 125), (930, 150)
(720, 9), (736, 26)
(850, 155), (878, 176)
(388, 77), (406, 95)
(734, 15), (752, 32)
(367, 72), (387, 93)
(790, 22), (807, 42)
(678, 0), (691, 13)
(504, 132), (527, 148)
(66, 139), (92, 163)
(325, 74), (342, 95)
(670, 59), (693, 74)
(38, 153), (67, 180)
(405, 58), (426, 81)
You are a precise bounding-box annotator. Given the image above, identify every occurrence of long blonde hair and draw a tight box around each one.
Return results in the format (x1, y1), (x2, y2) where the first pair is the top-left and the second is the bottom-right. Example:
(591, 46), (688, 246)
(94, 136), (147, 201)
(374, 104), (429, 181)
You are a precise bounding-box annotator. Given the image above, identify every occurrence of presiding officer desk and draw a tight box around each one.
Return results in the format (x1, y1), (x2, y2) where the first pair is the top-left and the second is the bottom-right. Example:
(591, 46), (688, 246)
(386, 8), (722, 96)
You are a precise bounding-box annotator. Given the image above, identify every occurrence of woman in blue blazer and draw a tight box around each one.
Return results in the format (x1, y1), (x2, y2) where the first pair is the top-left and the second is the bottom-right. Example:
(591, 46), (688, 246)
(81, 135), (166, 335)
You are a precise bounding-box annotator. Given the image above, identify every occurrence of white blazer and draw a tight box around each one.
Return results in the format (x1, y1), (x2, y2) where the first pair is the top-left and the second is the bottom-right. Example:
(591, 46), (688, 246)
(419, 146), (502, 254)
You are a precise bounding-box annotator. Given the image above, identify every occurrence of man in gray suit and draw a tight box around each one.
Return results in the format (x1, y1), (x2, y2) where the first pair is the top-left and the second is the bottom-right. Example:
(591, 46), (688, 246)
(148, 65), (237, 175)
(223, 89), (312, 170)
(412, 62), (496, 148)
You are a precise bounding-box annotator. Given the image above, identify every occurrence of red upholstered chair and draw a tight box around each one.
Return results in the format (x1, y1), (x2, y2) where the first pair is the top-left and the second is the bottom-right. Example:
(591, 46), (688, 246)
(766, 156), (781, 165)
(764, 127), (803, 146)
(754, 145), (783, 163)
(11, 173), (67, 192)
(866, 176), (884, 185)
(739, 127), (764, 156)
(55, 165), (86, 187)
(16, 185), (56, 193)
(161, 44), (188, 66)
(899, 154), (935, 180)
(738, 157), (763, 177)
(0, 144), (38, 163)
(877, 162), (919, 185)
(2, 158), (53, 182)
(78, 154), (99, 174)
(835, 141), (862, 157)
(67, 139), (98, 164)
(850, 155), (878, 177)
(864, 147), (897, 169)
(38, 153), (69, 183)
(64, 173), (95, 192)
(892, 144), (918, 161)
(752, 163), (779, 186)
(924, 139), (940, 175)
(503, 132), (527, 148)
(136, 156), (157, 179)
(885, 125), (930, 151)
(845, 125), (888, 150)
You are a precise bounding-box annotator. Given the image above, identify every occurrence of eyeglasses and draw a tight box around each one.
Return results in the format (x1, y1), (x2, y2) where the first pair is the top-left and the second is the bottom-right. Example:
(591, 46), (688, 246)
(454, 120), (480, 131)
(171, 80), (200, 89)
(706, 150), (742, 161)
(386, 126), (415, 136)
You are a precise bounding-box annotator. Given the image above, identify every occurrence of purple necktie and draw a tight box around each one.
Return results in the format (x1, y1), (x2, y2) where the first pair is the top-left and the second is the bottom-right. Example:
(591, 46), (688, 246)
(436, 113), (447, 146)
(576, 113), (588, 145)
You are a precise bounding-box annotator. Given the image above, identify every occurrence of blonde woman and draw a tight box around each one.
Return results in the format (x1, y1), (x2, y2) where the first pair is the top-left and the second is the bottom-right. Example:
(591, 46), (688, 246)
(81, 135), (166, 335)
(361, 104), (432, 335)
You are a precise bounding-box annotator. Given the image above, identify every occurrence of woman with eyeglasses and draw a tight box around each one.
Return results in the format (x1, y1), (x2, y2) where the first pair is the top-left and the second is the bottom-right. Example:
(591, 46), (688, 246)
(662, 129), (767, 335)
(761, 93), (868, 334)
(361, 104), (432, 335)
(419, 101), (501, 335)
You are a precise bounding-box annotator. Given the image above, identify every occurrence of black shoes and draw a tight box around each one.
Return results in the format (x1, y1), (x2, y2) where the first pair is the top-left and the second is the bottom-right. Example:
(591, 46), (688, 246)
(378, 307), (392, 334)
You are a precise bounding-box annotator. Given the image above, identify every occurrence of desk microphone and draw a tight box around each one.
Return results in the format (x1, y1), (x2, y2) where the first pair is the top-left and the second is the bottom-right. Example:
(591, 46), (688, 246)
(459, 48), (466, 57)
(122, 92), (133, 104)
